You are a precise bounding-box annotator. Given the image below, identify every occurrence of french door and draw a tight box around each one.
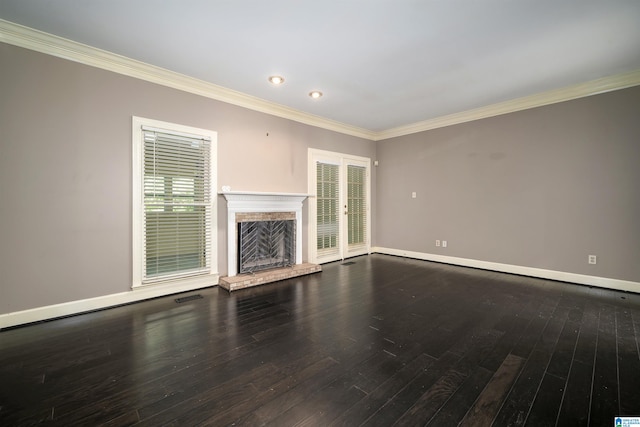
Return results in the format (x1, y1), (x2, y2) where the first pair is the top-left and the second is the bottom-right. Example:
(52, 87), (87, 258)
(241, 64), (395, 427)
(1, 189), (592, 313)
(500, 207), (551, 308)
(308, 149), (371, 264)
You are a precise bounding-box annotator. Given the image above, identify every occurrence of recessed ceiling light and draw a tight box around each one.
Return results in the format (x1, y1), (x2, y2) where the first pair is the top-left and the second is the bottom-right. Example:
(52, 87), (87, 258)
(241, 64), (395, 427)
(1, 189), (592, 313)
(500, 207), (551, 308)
(309, 91), (323, 99)
(268, 75), (285, 85)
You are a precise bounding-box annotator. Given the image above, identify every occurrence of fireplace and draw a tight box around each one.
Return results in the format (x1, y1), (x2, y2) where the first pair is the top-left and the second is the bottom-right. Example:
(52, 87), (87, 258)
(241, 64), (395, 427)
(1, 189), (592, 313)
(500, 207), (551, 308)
(237, 212), (296, 274)
(220, 191), (321, 291)
(221, 191), (307, 276)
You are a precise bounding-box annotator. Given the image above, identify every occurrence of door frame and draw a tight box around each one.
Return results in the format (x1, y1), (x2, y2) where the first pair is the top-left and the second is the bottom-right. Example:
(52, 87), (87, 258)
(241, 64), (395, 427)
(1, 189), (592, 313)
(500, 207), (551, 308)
(308, 148), (371, 264)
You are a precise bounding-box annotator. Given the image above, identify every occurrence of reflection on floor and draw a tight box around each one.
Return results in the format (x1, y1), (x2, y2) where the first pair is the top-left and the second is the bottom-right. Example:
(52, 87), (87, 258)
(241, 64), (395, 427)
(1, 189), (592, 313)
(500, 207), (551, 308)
(1, 254), (639, 426)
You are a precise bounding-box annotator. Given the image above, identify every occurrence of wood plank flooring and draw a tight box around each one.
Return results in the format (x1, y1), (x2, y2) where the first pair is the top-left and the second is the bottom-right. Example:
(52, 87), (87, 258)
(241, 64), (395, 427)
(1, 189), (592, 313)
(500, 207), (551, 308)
(1, 254), (639, 426)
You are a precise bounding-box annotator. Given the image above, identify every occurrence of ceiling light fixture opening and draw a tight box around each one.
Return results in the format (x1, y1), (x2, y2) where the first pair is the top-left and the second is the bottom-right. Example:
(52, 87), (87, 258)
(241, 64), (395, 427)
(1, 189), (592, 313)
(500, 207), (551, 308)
(309, 91), (323, 99)
(268, 75), (285, 85)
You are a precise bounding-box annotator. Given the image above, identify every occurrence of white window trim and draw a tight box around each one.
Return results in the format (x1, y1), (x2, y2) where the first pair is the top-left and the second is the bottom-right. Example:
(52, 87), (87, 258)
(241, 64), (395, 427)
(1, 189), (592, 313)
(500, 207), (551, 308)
(132, 116), (218, 289)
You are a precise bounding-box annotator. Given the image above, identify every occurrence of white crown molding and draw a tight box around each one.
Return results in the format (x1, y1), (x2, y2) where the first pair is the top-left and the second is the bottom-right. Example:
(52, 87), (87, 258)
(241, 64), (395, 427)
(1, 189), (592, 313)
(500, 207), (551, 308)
(2, 19), (639, 142)
(372, 246), (640, 293)
(375, 69), (640, 140)
(0, 19), (376, 141)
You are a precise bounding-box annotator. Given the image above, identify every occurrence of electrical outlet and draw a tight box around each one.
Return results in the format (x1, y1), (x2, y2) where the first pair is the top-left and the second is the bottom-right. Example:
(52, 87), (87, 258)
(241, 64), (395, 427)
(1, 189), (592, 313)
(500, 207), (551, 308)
(588, 255), (597, 265)
(442, 240), (447, 248)
(436, 240), (440, 247)
(412, 192), (417, 198)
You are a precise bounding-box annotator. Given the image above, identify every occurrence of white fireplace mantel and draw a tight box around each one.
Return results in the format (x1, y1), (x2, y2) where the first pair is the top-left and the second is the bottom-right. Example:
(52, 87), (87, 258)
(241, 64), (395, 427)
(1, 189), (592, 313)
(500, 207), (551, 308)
(221, 191), (311, 277)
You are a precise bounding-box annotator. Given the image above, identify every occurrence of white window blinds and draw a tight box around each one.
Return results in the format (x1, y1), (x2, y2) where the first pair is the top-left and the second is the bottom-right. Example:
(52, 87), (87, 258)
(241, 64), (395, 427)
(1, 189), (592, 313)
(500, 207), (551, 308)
(347, 165), (367, 247)
(316, 162), (340, 256)
(142, 127), (212, 282)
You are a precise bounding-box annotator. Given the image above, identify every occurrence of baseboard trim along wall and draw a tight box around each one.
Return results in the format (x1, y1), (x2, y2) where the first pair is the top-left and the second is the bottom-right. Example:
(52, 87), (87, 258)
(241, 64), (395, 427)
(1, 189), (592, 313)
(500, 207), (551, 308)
(372, 246), (639, 293)
(0, 275), (219, 330)
(3, 248), (638, 330)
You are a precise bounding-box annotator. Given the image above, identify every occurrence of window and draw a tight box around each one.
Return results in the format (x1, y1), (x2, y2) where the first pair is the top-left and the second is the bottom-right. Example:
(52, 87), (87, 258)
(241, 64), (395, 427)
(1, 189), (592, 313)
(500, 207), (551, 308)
(316, 162), (340, 255)
(132, 117), (217, 287)
(347, 164), (366, 246)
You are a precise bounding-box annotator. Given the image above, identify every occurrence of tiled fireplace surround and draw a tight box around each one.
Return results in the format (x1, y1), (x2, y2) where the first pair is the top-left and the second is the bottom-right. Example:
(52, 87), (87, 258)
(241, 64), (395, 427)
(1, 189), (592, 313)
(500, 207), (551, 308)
(219, 192), (322, 291)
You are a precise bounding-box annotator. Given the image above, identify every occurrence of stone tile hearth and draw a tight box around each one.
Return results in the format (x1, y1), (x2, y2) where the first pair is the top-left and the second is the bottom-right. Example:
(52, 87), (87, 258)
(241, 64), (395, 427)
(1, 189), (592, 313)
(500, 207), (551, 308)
(219, 263), (322, 292)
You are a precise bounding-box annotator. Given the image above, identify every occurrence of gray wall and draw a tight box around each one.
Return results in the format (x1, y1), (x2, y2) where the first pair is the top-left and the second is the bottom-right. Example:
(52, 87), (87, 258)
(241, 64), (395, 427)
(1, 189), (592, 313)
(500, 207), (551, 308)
(0, 43), (376, 314)
(2, 40), (638, 317)
(376, 86), (640, 283)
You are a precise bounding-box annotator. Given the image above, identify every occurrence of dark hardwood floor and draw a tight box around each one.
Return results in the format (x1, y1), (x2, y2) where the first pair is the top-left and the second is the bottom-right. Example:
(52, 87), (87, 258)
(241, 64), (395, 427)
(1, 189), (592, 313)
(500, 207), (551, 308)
(1, 254), (639, 426)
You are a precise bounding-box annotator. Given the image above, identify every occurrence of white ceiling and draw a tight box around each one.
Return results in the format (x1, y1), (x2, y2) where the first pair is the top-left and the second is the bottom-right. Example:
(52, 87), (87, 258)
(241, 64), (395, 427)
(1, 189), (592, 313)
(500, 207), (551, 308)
(1, 0), (640, 133)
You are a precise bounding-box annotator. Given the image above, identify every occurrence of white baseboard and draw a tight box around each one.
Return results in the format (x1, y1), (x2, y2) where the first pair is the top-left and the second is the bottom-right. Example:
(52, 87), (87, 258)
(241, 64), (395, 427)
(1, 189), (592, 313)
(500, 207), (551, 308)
(372, 246), (639, 293)
(4, 249), (638, 330)
(0, 274), (219, 330)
